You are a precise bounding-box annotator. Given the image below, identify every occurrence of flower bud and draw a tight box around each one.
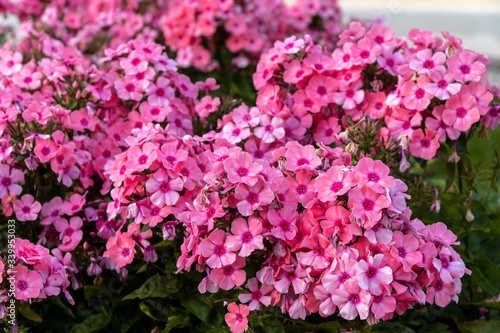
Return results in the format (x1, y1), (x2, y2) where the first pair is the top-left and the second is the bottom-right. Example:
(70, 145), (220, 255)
(448, 146), (460, 163)
(143, 245), (158, 263)
(345, 142), (358, 155)
(466, 202), (475, 221)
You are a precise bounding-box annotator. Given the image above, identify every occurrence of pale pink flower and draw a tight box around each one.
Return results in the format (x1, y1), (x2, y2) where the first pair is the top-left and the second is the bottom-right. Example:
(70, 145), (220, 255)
(442, 93), (480, 131)
(54, 217), (83, 252)
(410, 129), (440, 160)
(225, 303), (249, 333)
(224, 153), (263, 186)
(254, 115), (285, 143)
(14, 194), (41, 221)
(145, 172), (183, 207)
(234, 179), (274, 216)
(284, 145), (321, 172)
(332, 279), (372, 320)
(355, 157), (396, 194)
(390, 231), (423, 272)
(0, 164), (23, 198)
(268, 205), (299, 240)
(226, 217), (264, 257)
(316, 166), (356, 202)
(357, 254), (393, 295)
(238, 278), (273, 310)
(12, 265), (42, 301)
(447, 50), (486, 83)
(103, 231), (136, 268)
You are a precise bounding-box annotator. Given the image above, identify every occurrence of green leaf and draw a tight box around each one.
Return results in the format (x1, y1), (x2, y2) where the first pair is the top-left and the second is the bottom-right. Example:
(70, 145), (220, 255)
(120, 307), (144, 333)
(122, 274), (180, 300)
(161, 314), (191, 333)
(471, 258), (500, 295)
(19, 303), (42, 323)
(372, 322), (415, 333)
(471, 301), (500, 310)
(455, 318), (500, 333)
(180, 297), (212, 321)
(139, 299), (172, 321)
(70, 313), (111, 333)
(260, 317), (284, 333)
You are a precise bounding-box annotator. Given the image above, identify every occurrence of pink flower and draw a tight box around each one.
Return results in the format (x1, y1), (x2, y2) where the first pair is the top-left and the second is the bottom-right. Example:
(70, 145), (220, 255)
(199, 230), (237, 269)
(226, 217), (264, 257)
(305, 74), (337, 106)
(146, 77), (173, 107)
(426, 279), (455, 307)
(313, 117), (340, 145)
(222, 122), (251, 144)
(224, 153), (263, 186)
(103, 231), (136, 268)
(211, 256), (246, 290)
(371, 293), (397, 319)
(401, 76), (432, 111)
(390, 231), (423, 272)
(268, 205), (299, 240)
(333, 80), (365, 110)
(234, 179), (274, 216)
(287, 170), (316, 206)
(14, 194), (42, 221)
(442, 93), (480, 131)
(298, 233), (336, 270)
(126, 142), (157, 172)
(54, 217), (83, 252)
(425, 71), (461, 100)
(274, 264), (310, 294)
(357, 254), (393, 295)
(225, 303), (249, 333)
(284, 60), (312, 84)
(145, 172), (183, 206)
(425, 106), (460, 142)
(322, 206), (361, 243)
(348, 186), (390, 225)
(355, 157), (396, 193)
(12, 265), (42, 301)
(195, 96), (221, 117)
(254, 115), (285, 143)
(409, 49), (446, 76)
(34, 138), (58, 163)
(410, 129), (440, 160)
(0, 164), (23, 198)
(115, 78), (146, 101)
(332, 279), (372, 320)
(316, 166), (356, 202)
(238, 278), (273, 310)
(119, 51), (149, 75)
(284, 145), (321, 172)
(275, 36), (305, 54)
(447, 50), (486, 83)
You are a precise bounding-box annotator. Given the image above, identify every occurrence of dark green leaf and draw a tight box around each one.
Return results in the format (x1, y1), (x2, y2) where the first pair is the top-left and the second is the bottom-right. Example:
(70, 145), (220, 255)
(70, 313), (111, 333)
(161, 314), (191, 333)
(19, 303), (42, 323)
(455, 318), (500, 333)
(122, 274), (180, 300)
(471, 258), (500, 295)
(261, 317), (285, 333)
(139, 299), (172, 321)
(180, 297), (212, 321)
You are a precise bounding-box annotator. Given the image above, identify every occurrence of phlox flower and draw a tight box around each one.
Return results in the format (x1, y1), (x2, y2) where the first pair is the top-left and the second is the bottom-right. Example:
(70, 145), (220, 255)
(284, 60), (313, 84)
(357, 254), (393, 295)
(409, 129), (440, 160)
(232, 104), (260, 127)
(234, 178), (274, 216)
(172, 157), (203, 191)
(390, 231), (423, 272)
(254, 115), (285, 143)
(355, 157), (396, 194)
(284, 145), (321, 172)
(298, 233), (336, 270)
(223, 152), (263, 186)
(401, 76), (432, 111)
(222, 122), (250, 144)
(425, 71), (461, 100)
(332, 279), (372, 320)
(287, 170), (316, 206)
(115, 78), (146, 101)
(376, 46), (405, 76)
(61, 193), (86, 216)
(305, 74), (337, 106)
(119, 51), (149, 75)
(145, 171), (183, 206)
(14, 194), (42, 221)
(226, 217), (264, 257)
(103, 231), (136, 268)
(409, 49), (446, 76)
(426, 278), (455, 307)
(0, 164), (23, 198)
(158, 143), (188, 170)
(432, 247), (466, 284)
(54, 217), (83, 252)
(195, 96), (220, 117)
(146, 77), (173, 107)
(371, 293), (397, 319)
(211, 256), (247, 290)
(333, 80), (365, 110)
(348, 186), (390, 226)
(126, 142), (157, 172)
(425, 106), (460, 142)
(275, 36), (305, 54)
(12, 265), (42, 301)
(321, 206), (361, 243)
(316, 166), (356, 202)
(304, 51), (335, 73)
(447, 50), (486, 83)
(442, 93), (480, 132)
(239, 278), (273, 310)
(34, 138), (59, 163)
(293, 89), (322, 114)
(268, 205), (299, 241)
(385, 107), (422, 139)
(225, 303), (249, 333)
(313, 117), (340, 145)
(461, 82), (494, 116)
(199, 230), (237, 270)
(274, 264), (310, 294)
(313, 284), (337, 317)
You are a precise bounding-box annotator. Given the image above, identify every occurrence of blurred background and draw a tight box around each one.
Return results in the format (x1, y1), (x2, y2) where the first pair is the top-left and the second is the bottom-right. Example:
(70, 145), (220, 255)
(339, 0), (500, 87)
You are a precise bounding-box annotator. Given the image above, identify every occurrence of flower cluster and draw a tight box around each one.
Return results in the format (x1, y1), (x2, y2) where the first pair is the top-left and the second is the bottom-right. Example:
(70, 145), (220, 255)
(1, 0), (343, 71)
(217, 24), (498, 168)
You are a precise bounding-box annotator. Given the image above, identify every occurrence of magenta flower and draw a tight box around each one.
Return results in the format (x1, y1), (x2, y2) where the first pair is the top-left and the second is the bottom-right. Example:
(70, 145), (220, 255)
(119, 51), (148, 75)
(274, 264), (310, 294)
(211, 256), (247, 290)
(355, 157), (396, 194)
(333, 80), (365, 110)
(223, 152), (263, 186)
(447, 50), (486, 83)
(238, 278), (273, 310)
(126, 142), (157, 172)
(0, 164), (23, 198)
(401, 76), (432, 111)
(103, 231), (136, 268)
(305, 74), (337, 106)
(332, 279), (372, 320)
(315, 166), (356, 202)
(390, 231), (423, 272)
(357, 254), (393, 295)
(234, 179), (274, 216)
(268, 205), (299, 241)
(348, 186), (390, 225)
(425, 106), (460, 142)
(14, 194), (42, 221)
(409, 49), (446, 76)
(409, 129), (440, 160)
(284, 145), (321, 172)
(298, 233), (336, 270)
(12, 265), (42, 301)
(225, 303), (249, 333)
(226, 217), (264, 257)
(145, 172), (183, 206)
(199, 230), (236, 269)
(442, 93), (480, 132)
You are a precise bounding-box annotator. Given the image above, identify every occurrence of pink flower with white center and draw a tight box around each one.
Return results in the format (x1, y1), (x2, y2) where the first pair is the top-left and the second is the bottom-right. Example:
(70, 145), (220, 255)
(268, 205), (299, 240)
(284, 60), (313, 84)
(145, 172), (183, 206)
(224, 152), (263, 186)
(114, 78), (145, 101)
(13, 194), (42, 221)
(401, 76), (432, 111)
(333, 80), (365, 110)
(146, 77), (173, 107)
(332, 279), (372, 320)
(315, 166), (356, 202)
(11, 265), (42, 301)
(409, 129), (440, 160)
(195, 96), (221, 118)
(119, 51), (148, 75)
(126, 142), (157, 172)
(54, 217), (83, 252)
(409, 49), (446, 76)
(284, 145), (321, 172)
(274, 264), (311, 294)
(355, 157), (396, 194)
(425, 106), (460, 142)
(199, 229), (236, 269)
(223, 122), (250, 144)
(313, 117), (340, 145)
(103, 231), (136, 268)
(254, 115), (285, 143)
(371, 293), (397, 319)
(432, 247), (466, 284)
(298, 233), (336, 270)
(225, 303), (249, 333)
(0, 164), (23, 198)
(34, 138), (58, 163)
(390, 231), (423, 272)
(442, 93), (480, 131)
(425, 71), (461, 100)
(239, 278), (273, 310)
(211, 256), (247, 290)
(287, 170), (316, 206)
(426, 278), (455, 307)
(226, 217), (264, 257)
(275, 36), (305, 54)
(348, 186), (390, 226)
(357, 254), (393, 295)
(447, 50), (486, 83)
(305, 74), (337, 106)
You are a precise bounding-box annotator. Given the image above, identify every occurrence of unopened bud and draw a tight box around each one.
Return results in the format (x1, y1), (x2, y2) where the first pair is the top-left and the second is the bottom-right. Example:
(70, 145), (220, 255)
(430, 199), (441, 213)
(143, 245), (158, 262)
(72, 81), (78, 89)
(76, 90), (81, 99)
(371, 79), (384, 93)
(448, 146), (460, 163)
(466, 202), (475, 221)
